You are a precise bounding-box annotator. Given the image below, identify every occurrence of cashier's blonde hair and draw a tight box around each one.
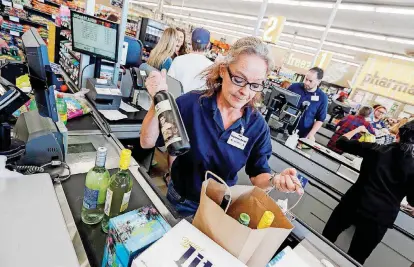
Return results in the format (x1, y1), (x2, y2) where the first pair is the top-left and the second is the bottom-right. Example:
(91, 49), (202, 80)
(201, 36), (274, 109)
(147, 28), (178, 70)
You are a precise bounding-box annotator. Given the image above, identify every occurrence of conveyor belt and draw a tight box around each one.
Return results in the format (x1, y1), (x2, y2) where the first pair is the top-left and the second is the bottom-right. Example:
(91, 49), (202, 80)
(62, 168), (159, 267)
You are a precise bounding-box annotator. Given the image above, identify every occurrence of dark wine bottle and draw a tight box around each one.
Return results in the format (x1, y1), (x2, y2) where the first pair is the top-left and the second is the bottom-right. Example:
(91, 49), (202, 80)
(154, 91), (190, 156)
(220, 194), (231, 210)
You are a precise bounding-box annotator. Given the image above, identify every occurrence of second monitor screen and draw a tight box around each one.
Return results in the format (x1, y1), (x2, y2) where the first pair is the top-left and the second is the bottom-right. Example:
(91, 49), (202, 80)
(72, 12), (118, 62)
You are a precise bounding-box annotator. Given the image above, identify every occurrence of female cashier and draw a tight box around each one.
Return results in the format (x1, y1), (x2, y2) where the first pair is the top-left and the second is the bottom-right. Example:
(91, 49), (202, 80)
(140, 37), (303, 215)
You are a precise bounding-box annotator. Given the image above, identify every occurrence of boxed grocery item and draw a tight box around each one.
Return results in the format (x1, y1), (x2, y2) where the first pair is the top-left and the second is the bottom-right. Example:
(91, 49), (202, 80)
(102, 206), (171, 267)
(132, 219), (247, 267)
(267, 246), (310, 267)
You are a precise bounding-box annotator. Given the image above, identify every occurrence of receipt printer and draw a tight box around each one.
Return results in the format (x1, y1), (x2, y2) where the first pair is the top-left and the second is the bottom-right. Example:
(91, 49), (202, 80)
(86, 78), (122, 110)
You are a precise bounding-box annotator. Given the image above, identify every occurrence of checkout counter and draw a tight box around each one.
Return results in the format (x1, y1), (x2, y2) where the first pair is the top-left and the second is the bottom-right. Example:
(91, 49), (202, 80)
(1, 30), (410, 265)
(1, 75), (365, 267)
(57, 113), (364, 267)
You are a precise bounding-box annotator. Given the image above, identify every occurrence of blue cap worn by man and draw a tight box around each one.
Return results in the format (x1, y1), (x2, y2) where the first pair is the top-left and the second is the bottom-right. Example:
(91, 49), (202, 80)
(167, 28), (213, 93)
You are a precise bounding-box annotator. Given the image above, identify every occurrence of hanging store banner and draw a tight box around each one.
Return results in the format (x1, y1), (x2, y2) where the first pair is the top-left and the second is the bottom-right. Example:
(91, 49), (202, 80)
(263, 16), (286, 44)
(355, 57), (414, 104)
(314, 52), (333, 70)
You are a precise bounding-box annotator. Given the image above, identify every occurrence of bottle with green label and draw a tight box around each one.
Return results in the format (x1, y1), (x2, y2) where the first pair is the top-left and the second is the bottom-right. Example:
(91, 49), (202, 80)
(101, 149), (133, 233)
(56, 93), (67, 125)
(81, 147), (110, 225)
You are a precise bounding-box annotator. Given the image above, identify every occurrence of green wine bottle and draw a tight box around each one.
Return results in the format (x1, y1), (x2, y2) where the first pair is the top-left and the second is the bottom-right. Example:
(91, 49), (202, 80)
(101, 149), (133, 233)
(81, 147), (110, 225)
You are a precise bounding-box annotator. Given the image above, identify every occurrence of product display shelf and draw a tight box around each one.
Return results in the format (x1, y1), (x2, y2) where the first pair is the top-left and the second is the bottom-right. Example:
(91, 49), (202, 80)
(23, 5), (56, 19)
(59, 57), (79, 87)
(0, 27), (23, 36)
(1, 13), (48, 28)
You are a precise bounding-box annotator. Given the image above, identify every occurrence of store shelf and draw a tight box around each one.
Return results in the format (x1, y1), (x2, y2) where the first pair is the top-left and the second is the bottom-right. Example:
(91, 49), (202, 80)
(1, 13), (47, 28)
(60, 45), (80, 61)
(24, 5), (55, 20)
(43, 0), (60, 8)
(60, 32), (72, 42)
(60, 65), (78, 86)
(0, 28), (23, 37)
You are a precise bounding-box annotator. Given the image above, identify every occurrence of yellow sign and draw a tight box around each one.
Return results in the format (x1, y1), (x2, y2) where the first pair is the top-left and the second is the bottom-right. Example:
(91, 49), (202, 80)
(314, 52), (332, 70)
(355, 57), (414, 104)
(263, 16), (286, 44)
(47, 22), (56, 63)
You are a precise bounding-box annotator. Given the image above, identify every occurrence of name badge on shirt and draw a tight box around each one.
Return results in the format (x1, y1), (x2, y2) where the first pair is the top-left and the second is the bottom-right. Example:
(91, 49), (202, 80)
(227, 131), (249, 150)
(311, 95), (319, 101)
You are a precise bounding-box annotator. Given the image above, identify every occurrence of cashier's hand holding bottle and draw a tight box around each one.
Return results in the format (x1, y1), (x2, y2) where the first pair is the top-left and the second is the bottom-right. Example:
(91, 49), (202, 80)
(144, 70), (304, 195)
(146, 70), (168, 98)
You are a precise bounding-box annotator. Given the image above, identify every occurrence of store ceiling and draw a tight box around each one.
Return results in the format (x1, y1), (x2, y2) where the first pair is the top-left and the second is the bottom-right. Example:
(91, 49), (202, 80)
(132, 0), (414, 64)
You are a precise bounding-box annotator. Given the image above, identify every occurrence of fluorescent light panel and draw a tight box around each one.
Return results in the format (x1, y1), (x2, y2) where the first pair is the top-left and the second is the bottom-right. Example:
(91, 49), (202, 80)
(135, 3), (414, 45)
(331, 58), (360, 67)
(132, 5), (414, 63)
(242, 0), (414, 15)
(165, 12), (254, 31)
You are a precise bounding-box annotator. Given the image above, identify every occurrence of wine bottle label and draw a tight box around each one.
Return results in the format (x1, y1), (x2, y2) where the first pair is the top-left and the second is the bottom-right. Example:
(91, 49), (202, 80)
(120, 190), (132, 212)
(83, 186), (99, 210)
(156, 100), (183, 147)
(104, 189), (113, 216)
(155, 100), (172, 117)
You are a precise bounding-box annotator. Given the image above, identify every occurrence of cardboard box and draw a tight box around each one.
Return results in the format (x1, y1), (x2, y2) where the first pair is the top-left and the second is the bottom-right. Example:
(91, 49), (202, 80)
(102, 206), (171, 267)
(132, 219), (247, 267)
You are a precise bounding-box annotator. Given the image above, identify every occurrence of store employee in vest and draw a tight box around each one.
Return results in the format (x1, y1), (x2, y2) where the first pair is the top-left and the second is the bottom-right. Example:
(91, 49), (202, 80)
(288, 67), (328, 139)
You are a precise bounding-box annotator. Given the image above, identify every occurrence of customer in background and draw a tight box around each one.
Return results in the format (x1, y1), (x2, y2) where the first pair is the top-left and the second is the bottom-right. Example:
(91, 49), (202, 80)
(327, 106), (375, 154)
(323, 121), (414, 264)
(369, 104), (387, 131)
(147, 28), (178, 71)
(173, 27), (188, 59)
(168, 28), (213, 93)
(287, 67), (328, 140)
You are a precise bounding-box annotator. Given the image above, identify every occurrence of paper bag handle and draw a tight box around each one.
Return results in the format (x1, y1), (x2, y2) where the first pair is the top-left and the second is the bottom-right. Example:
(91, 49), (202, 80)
(267, 173), (304, 215)
(204, 171), (232, 213)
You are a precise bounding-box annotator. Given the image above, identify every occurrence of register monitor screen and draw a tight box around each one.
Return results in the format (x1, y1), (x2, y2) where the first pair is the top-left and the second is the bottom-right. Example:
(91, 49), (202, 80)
(71, 11), (119, 62)
(22, 28), (58, 122)
(268, 86), (301, 107)
(22, 28), (50, 81)
(328, 99), (352, 115)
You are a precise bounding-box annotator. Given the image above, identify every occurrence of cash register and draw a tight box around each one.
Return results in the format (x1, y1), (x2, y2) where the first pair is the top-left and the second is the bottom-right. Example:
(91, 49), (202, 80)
(0, 28), (67, 166)
(264, 86), (309, 139)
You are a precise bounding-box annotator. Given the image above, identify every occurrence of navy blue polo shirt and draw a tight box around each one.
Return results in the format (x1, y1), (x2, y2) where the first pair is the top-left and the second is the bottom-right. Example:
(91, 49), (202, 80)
(159, 91), (272, 202)
(288, 83), (328, 138)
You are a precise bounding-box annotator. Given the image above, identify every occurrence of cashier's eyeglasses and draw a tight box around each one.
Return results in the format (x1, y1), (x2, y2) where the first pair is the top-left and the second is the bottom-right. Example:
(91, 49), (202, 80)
(227, 66), (265, 92)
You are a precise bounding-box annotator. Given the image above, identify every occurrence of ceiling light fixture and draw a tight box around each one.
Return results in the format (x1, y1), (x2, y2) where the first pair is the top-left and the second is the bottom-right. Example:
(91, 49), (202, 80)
(134, 6), (414, 63)
(242, 0), (414, 15)
(209, 30), (242, 39)
(165, 12), (254, 31)
(130, 1), (157, 6)
(331, 58), (360, 67)
(292, 49), (314, 56)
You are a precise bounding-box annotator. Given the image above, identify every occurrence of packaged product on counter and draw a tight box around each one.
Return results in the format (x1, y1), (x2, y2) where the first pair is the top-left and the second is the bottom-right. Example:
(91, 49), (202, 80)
(132, 220), (247, 267)
(266, 246), (310, 267)
(102, 206), (171, 267)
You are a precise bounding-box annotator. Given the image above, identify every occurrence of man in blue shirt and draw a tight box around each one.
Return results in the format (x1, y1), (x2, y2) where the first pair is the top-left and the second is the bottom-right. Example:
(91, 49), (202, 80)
(288, 67), (328, 139)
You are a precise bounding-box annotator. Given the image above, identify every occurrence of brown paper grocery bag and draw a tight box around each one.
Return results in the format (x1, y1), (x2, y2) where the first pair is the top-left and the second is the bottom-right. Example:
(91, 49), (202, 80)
(193, 176), (294, 267)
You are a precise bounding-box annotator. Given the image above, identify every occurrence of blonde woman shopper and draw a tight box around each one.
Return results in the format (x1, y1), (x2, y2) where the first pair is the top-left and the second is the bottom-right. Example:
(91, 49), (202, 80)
(147, 28), (178, 71)
(140, 36), (303, 216)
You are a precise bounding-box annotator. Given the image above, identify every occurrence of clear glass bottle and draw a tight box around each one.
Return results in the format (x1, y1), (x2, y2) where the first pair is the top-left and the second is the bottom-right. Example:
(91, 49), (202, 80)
(101, 149), (133, 233)
(81, 147), (110, 225)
